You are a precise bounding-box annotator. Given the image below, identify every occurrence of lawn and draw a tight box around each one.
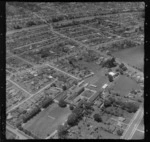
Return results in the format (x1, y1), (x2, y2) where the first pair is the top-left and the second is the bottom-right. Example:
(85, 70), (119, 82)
(76, 61), (102, 74)
(137, 118), (144, 131)
(112, 75), (141, 97)
(81, 89), (95, 98)
(112, 45), (144, 71)
(84, 68), (108, 92)
(6, 129), (16, 139)
(23, 103), (71, 139)
(132, 130), (144, 139)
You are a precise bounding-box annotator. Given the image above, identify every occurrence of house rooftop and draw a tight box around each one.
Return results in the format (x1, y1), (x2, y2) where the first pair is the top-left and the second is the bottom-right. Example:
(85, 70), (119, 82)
(108, 71), (116, 76)
(102, 83), (108, 89)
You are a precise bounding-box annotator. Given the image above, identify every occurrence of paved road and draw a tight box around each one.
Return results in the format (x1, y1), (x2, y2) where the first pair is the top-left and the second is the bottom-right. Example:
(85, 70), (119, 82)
(121, 106), (144, 139)
(6, 125), (28, 139)
(6, 24), (48, 35)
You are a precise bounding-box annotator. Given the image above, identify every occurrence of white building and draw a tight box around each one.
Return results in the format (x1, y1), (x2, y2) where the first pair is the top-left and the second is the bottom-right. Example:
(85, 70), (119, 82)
(108, 71), (116, 76)
(102, 83), (108, 89)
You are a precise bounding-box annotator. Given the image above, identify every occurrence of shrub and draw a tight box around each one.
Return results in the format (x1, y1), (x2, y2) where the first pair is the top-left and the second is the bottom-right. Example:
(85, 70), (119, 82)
(42, 97), (53, 108)
(14, 25), (22, 29)
(26, 21), (36, 27)
(108, 74), (113, 82)
(93, 113), (102, 122)
(67, 113), (78, 126)
(62, 85), (67, 91)
(126, 102), (139, 113)
(57, 125), (68, 139)
(117, 129), (124, 136)
(104, 99), (112, 108)
(58, 99), (67, 108)
(72, 107), (84, 119)
(69, 104), (74, 110)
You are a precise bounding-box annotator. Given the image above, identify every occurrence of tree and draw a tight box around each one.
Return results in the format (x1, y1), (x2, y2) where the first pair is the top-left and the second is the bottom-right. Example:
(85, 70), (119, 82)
(69, 104), (74, 110)
(104, 99), (112, 108)
(59, 99), (67, 108)
(117, 129), (123, 136)
(42, 97), (53, 108)
(72, 106), (84, 119)
(84, 101), (93, 110)
(67, 113), (78, 126)
(57, 125), (68, 139)
(126, 102), (139, 113)
(119, 63), (125, 69)
(26, 21), (36, 27)
(93, 113), (102, 122)
(108, 74), (113, 82)
(14, 25), (22, 29)
(62, 85), (67, 91)
(120, 69), (124, 75)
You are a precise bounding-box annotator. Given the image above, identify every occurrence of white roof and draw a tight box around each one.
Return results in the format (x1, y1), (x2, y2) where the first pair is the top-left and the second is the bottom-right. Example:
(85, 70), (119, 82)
(108, 72), (116, 76)
(102, 84), (108, 89)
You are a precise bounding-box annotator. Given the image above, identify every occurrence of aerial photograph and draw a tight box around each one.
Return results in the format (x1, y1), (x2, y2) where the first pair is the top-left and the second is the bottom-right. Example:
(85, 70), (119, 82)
(6, 2), (144, 139)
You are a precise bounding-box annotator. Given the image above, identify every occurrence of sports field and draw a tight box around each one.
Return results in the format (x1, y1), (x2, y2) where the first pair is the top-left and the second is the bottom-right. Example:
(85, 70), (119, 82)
(112, 45), (144, 71)
(112, 75), (141, 97)
(23, 103), (71, 139)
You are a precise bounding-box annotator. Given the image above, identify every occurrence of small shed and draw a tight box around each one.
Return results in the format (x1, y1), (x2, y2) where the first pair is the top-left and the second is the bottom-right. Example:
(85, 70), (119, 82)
(102, 84), (108, 89)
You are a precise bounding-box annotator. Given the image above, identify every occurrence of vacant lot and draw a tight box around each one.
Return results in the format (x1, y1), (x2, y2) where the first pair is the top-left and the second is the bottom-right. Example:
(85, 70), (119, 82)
(112, 75), (141, 97)
(112, 45), (144, 71)
(23, 103), (71, 139)
(132, 130), (144, 139)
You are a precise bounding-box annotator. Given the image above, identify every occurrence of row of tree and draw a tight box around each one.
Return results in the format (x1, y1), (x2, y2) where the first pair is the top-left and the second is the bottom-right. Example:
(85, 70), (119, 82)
(104, 96), (139, 113)
(20, 97), (54, 124)
(57, 100), (94, 138)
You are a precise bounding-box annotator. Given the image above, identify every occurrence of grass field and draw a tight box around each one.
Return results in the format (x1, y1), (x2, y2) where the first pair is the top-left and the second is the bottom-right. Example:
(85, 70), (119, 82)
(81, 89), (95, 98)
(23, 103), (71, 139)
(112, 75), (141, 97)
(6, 129), (16, 139)
(137, 118), (144, 131)
(132, 130), (144, 139)
(84, 68), (108, 91)
(112, 45), (144, 71)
